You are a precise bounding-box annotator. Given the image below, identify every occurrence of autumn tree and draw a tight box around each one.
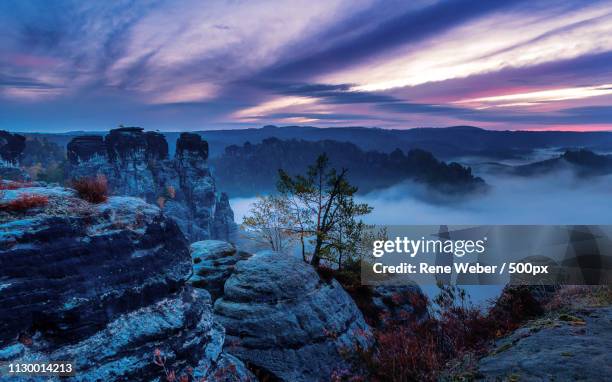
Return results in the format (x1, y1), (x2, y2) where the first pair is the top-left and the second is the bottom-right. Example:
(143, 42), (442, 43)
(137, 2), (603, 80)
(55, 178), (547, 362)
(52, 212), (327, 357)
(242, 195), (297, 253)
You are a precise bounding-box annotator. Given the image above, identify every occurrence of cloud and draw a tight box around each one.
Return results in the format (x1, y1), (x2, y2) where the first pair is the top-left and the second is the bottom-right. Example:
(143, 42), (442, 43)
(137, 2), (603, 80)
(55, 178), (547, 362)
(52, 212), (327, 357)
(454, 84), (612, 108)
(260, 0), (525, 81)
(321, 1), (612, 91)
(2, 0), (612, 131)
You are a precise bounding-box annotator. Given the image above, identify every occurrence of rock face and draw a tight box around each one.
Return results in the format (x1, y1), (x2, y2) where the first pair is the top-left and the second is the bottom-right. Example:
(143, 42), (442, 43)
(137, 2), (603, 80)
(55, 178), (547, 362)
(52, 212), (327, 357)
(214, 251), (372, 382)
(0, 130), (26, 165)
(176, 132), (208, 161)
(189, 240), (252, 301)
(0, 130), (28, 180)
(0, 186), (252, 381)
(67, 127), (236, 242)
(476, 306), (612, 381)
(66, 135), (106, 163)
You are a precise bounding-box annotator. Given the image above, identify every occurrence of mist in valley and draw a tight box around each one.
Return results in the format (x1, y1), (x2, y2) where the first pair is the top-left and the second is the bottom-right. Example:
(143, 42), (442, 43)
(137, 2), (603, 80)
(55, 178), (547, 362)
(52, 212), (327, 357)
(232, 170), (612, 226)
(230, 169), (612, 306)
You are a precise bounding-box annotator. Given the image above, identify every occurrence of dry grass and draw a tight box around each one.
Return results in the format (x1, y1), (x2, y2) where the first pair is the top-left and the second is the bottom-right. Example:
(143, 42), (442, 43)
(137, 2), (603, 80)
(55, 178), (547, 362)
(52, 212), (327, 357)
(0, 180), (33, 190)
(545, 285), (612, 311)
(0, 194), (48, 212)
(72, 175), (108, 204)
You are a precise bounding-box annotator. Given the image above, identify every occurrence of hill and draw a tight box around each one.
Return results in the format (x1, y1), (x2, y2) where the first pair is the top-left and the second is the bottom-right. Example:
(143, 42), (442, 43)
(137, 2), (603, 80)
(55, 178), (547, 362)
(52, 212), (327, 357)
(210, 137), (485, 197)
(24, 125), (612, 161)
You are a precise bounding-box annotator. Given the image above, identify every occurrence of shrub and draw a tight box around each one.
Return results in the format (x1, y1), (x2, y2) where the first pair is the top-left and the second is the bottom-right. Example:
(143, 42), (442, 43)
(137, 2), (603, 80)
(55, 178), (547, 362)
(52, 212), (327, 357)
(0, 194), (48, 212)
(72, 175), (108, 204)
(487, 286), (543, 332)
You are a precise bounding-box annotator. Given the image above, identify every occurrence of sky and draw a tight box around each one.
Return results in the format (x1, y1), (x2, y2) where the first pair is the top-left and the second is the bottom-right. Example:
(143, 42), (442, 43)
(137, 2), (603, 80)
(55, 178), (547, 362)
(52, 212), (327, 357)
(2, 0), (612, 132)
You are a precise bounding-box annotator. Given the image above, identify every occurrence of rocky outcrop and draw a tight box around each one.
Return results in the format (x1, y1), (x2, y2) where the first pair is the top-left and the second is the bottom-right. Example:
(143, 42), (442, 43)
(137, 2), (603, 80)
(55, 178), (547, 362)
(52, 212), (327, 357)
(476, 306), (612, 381)
(0, 130), (26, 166)
(176, 132), (209, 161)
(0, 185), (252, 381)
(189, 240), (252, 301)
(214, 251), (372, 381)
(67, 127), (236, 242)
(66, 135), (106, 163)
(0, 130), (28, 181)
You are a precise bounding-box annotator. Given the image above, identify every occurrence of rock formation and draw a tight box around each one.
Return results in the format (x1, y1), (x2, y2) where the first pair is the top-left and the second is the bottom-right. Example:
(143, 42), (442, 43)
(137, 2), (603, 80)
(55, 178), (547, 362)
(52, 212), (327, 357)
(189, 240), (252, 301)
(67, 127), (236, 242)
(214, 251), (372, 381)
(0, 130), (28, 180)
(0, 185), (253, 381)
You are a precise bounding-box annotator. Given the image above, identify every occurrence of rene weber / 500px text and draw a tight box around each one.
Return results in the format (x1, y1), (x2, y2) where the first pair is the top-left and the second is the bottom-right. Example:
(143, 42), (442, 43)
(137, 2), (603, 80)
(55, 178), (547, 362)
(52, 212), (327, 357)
(372, 262), (549, 276)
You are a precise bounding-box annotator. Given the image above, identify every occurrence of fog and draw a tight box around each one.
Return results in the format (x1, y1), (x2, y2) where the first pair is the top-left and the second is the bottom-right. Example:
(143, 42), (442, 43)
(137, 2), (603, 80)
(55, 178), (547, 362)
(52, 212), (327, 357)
(231, 170), (612, 226)
(230, 170), (612, 306)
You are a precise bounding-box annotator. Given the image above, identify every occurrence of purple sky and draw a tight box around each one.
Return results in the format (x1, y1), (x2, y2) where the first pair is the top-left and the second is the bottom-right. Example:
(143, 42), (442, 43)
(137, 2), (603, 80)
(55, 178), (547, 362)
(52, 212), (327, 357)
(2, 0), (612, 132)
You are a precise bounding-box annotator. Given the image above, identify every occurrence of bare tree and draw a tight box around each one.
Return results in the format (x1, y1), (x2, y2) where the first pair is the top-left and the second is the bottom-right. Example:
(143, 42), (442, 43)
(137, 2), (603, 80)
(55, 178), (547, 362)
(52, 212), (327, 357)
(242, 195), (296, 253)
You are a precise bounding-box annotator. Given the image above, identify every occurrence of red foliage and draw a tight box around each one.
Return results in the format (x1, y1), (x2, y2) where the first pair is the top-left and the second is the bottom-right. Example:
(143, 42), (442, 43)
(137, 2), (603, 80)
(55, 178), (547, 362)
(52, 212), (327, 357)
(345, 285), (544, 381)
(152, 348), (239, 382)
(487, 285), (543, 332)
(0, 180), (33, 190)
(18, 333), (33, 347)
(0, 194), (48, 212)
(72, 175), (108, 204)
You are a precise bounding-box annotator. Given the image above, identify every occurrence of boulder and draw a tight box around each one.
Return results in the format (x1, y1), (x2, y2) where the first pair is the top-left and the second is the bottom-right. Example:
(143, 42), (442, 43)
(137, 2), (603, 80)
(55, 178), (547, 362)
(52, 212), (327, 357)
(189, 240), (251, 300)
(214, 251), (372, 382)
(0, 185), (253, 381)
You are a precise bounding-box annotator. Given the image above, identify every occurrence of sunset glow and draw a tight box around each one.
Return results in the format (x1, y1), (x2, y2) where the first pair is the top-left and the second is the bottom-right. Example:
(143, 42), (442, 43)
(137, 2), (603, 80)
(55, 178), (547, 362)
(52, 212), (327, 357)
(2, 0), (612, 131)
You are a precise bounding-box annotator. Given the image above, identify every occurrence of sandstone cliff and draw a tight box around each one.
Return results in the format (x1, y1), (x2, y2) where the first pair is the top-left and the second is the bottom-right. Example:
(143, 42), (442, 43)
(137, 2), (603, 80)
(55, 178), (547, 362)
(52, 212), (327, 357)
(0, 130), (28, 181)
(0, 185), (252, 381)
(67, 127), (235, 242)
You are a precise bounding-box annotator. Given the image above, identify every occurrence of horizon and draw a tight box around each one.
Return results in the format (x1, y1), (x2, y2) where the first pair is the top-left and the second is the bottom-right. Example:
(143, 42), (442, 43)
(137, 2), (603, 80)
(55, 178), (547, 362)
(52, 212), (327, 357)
(13, 124), (612, 135)
(2, 1), (612, 132)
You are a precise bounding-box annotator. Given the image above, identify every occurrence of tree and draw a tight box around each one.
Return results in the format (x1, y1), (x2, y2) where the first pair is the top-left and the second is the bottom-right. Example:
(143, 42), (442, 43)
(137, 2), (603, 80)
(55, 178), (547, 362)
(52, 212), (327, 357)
(278, 154), (371, 268)
(242, 195), (296, 253)
(326, 195), (373, 269)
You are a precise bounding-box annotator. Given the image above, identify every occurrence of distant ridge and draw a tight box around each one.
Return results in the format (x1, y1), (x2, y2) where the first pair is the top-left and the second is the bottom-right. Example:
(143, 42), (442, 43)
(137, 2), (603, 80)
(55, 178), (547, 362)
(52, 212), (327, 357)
(21, 124), (612, 161)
